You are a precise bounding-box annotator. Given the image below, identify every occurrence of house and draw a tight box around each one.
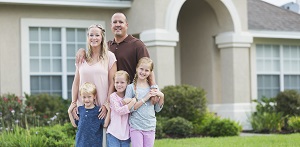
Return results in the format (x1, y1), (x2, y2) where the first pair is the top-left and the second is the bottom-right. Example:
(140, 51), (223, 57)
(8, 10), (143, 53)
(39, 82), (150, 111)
(281, 1), (300, 14)
(1, 0), (300, 129)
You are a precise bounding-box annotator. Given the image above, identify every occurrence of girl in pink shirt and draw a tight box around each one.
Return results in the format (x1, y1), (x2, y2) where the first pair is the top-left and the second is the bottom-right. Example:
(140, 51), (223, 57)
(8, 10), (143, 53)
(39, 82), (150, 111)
(106, 70), (137, 147)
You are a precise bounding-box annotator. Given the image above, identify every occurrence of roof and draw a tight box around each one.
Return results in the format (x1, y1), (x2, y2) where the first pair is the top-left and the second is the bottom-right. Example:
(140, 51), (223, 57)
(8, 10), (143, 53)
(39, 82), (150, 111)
(248, 0), (300, 32)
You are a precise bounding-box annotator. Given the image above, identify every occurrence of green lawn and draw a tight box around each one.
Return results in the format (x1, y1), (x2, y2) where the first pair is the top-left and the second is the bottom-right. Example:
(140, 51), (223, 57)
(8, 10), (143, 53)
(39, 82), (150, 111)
(154, 133), (300, 147)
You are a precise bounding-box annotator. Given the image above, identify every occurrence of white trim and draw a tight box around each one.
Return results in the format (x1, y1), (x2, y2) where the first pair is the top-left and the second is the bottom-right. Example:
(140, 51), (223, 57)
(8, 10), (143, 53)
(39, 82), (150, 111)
(215, 31), (253, 48)
(220, 0), (242, 32)
(0, 0), (131, 8)
(21, 18), (102, 98)
(208, 103), (256, 130)
(165, 0), (186, 32)
(140, 29), (179, 47)
(250, 30), (300, 39)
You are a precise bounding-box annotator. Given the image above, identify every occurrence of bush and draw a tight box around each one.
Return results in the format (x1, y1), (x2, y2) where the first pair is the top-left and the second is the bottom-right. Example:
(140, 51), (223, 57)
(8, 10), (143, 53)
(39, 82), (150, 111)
(0, 93), (71, 132)
(0, 124), (75, 147)
(199, 114), (242, 137)
(156, 116), (167, 139)
(249, 97), (284, 133)
(287, 116), (300, 132)
(29, 124), (75, 147)
(163, 117), (193, 138)
(0, 93), (35, 129)
(275, 90), (300, 117)
(159, 85), (207, 122)
(25, 93), (71, 126)
(193, 112), (216, 135)
(0, 126), (48, 147)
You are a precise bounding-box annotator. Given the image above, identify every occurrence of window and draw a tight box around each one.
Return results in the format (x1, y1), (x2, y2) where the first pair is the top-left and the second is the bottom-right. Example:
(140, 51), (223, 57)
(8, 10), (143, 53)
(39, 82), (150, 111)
(256, 44), (300, 99)
(21, 19), (103, 99)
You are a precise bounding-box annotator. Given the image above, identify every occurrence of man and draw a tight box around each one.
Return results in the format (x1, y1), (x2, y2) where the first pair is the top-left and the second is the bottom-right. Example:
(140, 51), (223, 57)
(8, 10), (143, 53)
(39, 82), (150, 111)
(77, 12), (155, 84)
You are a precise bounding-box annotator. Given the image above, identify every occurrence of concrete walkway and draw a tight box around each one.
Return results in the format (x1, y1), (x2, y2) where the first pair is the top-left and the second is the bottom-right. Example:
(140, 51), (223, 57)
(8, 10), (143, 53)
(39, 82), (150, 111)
(240, 132), (273, 136)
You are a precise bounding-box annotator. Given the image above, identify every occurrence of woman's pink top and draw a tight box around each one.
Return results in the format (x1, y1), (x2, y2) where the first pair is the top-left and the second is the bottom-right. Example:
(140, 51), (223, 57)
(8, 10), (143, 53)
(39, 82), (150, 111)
(107, 92), (130, 140)
(77, 51), (116, 106)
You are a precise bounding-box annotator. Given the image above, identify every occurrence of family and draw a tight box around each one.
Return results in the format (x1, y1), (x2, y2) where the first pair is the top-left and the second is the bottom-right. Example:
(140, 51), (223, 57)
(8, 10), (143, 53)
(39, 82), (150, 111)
(67, 12), (165, 147)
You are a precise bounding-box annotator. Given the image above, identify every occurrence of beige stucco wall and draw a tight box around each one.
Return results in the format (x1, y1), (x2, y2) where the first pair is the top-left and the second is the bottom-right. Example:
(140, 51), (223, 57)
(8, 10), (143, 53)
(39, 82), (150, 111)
(232, 0), (248, 31)
(125, 0), (171, 35)
(177, 0), (236, 104)
(0, 4), (117, 96)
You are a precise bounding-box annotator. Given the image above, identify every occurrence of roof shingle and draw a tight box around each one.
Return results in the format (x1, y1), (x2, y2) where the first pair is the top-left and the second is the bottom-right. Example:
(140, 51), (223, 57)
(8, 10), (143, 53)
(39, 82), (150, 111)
(248, 0), (300, 32)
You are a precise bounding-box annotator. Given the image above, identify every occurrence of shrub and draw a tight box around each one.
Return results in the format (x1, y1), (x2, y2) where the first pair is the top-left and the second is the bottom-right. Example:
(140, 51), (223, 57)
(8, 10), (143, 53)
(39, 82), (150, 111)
(156, 116), (167, 139)
(0, 93), (71, 132)
(199, 115), (242, 137)
(163, 117), (193, 138)
(275, 90), (300, 117)
(158, 85), (207, 122)
(29, 124), (75, 147)
(193, 112), (216, 135)
(249, 97), (284, 133)
(287, 116), (300, 132)
(25, 93), (71, 126)
(0, 93), (35, 129)
(0, 126), (48, 147)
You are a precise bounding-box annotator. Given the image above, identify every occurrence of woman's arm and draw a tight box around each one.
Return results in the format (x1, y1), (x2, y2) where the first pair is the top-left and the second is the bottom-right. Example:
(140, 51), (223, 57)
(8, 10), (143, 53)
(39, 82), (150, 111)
(68, 103), (77, 127)
(103, 103), (111, 128)
(70, 66), (80, 120)
(99, 62), (117, 119)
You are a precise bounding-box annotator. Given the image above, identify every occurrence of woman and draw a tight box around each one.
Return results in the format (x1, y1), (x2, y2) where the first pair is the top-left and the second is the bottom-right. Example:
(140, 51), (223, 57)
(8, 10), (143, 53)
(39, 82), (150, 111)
(69, 24), (117, 147)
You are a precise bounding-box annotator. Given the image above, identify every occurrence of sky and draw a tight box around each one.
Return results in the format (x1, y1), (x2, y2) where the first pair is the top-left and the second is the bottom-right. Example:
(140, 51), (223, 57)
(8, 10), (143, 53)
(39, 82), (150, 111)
(261, 0), (296, 6)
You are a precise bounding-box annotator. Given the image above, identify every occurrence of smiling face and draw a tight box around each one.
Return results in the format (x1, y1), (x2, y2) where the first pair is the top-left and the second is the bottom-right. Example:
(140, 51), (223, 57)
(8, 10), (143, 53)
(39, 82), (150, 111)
(88, 27), (103, 48)
(114, 75), (128, 93)
(81, 92), (96, 109)
(136, 63), (152, 80)
(111, 13), (128, 38)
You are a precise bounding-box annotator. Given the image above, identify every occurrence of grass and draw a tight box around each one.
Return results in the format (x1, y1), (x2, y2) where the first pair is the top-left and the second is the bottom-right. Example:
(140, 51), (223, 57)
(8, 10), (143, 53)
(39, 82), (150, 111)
(154, 133), (300, 147)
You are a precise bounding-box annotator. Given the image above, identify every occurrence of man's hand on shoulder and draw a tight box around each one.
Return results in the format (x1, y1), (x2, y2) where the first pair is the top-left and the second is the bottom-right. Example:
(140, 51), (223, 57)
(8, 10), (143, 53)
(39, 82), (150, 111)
(76, 48), (87, 64)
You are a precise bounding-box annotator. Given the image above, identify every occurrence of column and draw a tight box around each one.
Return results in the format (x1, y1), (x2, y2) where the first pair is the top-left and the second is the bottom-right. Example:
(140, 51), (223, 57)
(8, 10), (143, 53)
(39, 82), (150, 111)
(140, 29), (179, 88)
(212, 31), (254, 130)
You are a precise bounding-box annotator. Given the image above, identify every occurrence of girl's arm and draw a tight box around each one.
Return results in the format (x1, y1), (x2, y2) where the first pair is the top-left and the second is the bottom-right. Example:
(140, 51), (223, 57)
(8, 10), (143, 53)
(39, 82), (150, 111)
(103, 103), (111, 128)
(121, 98), (133, 105)
(70, 66), (80, 120)
(111, 95), (134, 115)
(133, 92), (153, 110)
(68, 104), (77, 127)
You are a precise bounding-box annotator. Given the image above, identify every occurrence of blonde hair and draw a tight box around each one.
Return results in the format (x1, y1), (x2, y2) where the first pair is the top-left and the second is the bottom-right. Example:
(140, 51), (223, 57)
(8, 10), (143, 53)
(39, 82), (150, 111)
(80, 82), (97, 96)
(132, 57), (154, 97)
(86, 24), (109, 65)
(114, 70), (130, 84)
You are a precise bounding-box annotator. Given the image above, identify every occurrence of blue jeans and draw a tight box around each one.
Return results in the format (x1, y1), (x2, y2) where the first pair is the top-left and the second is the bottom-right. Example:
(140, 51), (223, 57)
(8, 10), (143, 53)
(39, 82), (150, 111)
(106, 133), (130, 147)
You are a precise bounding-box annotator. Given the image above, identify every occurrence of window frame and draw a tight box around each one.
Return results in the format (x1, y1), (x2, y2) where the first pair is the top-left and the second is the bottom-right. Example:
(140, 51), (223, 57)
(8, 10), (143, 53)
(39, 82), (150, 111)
(21, 18), (103, 99)
(254, 43), (300, 99)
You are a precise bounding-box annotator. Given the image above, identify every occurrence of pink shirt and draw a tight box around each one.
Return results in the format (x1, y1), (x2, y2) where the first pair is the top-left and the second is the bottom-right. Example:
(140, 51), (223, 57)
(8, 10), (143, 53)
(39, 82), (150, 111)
(107, 92), (130, 140)
(77, 51), (116, 106)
